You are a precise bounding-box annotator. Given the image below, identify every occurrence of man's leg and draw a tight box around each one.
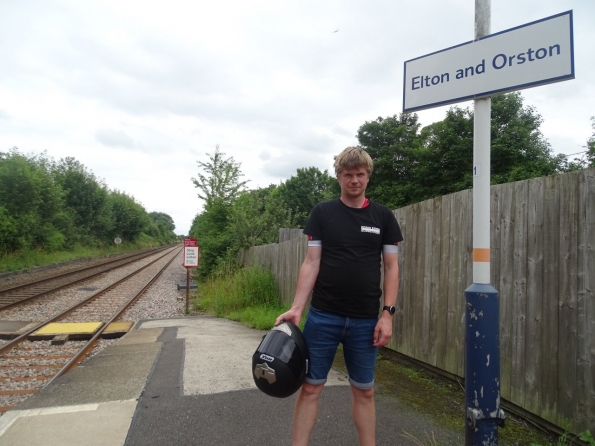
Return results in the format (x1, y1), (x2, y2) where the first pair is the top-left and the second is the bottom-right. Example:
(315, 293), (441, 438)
(292, 382), (324, 446)
(351, 385), (376, 446)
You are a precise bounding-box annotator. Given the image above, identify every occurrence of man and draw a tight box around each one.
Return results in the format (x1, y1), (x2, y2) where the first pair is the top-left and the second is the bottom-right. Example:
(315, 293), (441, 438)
(275, 146), (403, 446)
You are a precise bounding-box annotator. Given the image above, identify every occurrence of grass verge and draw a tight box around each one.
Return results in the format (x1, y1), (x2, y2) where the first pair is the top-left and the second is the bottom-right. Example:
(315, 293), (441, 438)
(0, 240), (171, 273)
(192, 264), (289, 330)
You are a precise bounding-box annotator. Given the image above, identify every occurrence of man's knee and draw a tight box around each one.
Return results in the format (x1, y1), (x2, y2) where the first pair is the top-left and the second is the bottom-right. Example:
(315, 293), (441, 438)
(351, 385), (374, 403)
(299, 382), (324, 401)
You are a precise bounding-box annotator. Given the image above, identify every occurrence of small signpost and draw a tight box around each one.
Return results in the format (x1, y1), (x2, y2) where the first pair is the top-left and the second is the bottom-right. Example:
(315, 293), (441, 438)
(114, 237), (122, 252)
(183, 238), (200, 314)
(403, 4), (574, 445)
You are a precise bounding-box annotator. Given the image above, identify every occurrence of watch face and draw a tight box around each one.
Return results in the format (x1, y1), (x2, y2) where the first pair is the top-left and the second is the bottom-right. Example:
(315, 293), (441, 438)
(384, 306), (395, 315)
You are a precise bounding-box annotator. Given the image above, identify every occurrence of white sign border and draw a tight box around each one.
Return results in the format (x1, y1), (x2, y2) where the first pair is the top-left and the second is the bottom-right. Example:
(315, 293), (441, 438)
(183, 246), (200, 268)
(402, 10), (575, 113)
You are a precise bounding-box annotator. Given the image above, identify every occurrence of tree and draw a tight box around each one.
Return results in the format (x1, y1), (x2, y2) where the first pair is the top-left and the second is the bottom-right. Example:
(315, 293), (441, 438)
(148, 212), (175, 232)
(489, 92), (563, 182)
(229, 186), (291, 248)
(277, 167), (335, 227)
(191, 146), (249, 208)
(52, 157), (111, 243)
(189, 146), (252, 278)
(357, 93), (570, 209)
(357, 113), (423, 208)
(108, 191), (149, 241)
(189, 198), (234, 279)
(417, 107), (474, 199)
(147, 212), (176, 242)
(0, 149), (67, 252)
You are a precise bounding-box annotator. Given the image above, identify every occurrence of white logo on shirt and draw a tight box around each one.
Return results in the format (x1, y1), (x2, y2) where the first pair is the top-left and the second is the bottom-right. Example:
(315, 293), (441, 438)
(361, 226), (380, 234)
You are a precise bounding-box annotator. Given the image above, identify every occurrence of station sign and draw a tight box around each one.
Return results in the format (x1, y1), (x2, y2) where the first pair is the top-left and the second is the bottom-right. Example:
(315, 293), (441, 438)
(403, 11), (574, 112)
(183, 238), (200, 268)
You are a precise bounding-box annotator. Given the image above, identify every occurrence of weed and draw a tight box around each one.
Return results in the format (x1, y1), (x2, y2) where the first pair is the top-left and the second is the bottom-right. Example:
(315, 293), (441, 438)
(529, 426), (594, 446)
(581, 430), (595, 446)
(401, 430), (440, 445)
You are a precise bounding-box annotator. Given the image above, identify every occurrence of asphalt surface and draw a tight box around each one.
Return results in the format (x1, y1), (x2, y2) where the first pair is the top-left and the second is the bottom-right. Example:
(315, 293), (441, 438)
(0, 316), (463, 445)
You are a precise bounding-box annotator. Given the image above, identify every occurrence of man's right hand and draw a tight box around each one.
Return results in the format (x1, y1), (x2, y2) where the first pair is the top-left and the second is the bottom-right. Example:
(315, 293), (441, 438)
(274, 308), (302, 327)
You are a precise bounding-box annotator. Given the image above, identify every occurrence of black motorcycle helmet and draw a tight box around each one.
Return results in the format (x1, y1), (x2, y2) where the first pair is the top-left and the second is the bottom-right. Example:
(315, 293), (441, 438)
(252, 321), (309, 398)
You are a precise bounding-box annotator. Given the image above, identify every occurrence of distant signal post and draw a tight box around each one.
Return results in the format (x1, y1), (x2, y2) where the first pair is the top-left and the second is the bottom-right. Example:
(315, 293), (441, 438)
(183, 238), (200, 314)
(402, 3), (574, 445)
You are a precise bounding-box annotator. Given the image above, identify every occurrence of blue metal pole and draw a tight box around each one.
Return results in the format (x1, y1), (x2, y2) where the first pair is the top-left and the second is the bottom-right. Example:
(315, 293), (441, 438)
(465, 2), (505, 444)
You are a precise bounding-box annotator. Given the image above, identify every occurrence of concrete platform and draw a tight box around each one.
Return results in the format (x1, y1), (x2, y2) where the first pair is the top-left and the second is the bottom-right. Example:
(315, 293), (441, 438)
(0, 320), (39, 340)
(0, 316), (464, 446)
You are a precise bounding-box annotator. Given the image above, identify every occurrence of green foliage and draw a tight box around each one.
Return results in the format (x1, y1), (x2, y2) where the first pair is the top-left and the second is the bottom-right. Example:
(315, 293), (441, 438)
(191, 145), (249, 207)
(276, 167), (336, 227)
(108, 190), (149, 241)
(52, 157), (112, 243)
(358, 113), (424, 209)
(581, 430), (595, 445)
(0, 148), (175, 260)
(147, 212), (177, 243)
(193, 264), (286, 330)
(417, 107), (474, 199)
(189, 199), (234, 279)
(0, 150), (67, 252)
(489, 92), (563, 182)
(229, 186), (291, 248)
(357, 93), (580, 209)
(189, 148), (288, 279)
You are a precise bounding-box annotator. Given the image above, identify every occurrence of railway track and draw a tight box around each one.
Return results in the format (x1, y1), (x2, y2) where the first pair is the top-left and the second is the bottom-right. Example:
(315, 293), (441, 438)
(0, 246), (173, 311)
(0, 246), (182, 413)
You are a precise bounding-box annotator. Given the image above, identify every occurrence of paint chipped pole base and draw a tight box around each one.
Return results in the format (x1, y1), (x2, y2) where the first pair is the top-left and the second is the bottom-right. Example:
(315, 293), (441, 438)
(465, 284), (505, 444)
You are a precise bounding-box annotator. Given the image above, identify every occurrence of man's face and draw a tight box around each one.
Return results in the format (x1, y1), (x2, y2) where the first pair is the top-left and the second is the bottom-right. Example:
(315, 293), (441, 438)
(337, 166), (369, 199)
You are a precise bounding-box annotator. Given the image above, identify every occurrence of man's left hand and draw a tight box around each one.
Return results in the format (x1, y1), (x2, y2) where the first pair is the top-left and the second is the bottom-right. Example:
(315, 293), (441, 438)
(373, 315), (393, 347)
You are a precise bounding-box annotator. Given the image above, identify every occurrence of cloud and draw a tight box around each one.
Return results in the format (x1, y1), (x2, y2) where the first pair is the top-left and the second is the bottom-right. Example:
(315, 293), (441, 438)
(95, 128), (135, 148)
(0, 0), (593, 235)
(332, 125), (353, 138)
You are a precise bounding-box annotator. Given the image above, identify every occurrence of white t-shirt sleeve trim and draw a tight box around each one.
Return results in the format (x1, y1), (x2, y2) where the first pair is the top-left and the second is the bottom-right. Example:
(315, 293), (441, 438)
(382, 244), (399, 254)
(308, 240), (322, 247)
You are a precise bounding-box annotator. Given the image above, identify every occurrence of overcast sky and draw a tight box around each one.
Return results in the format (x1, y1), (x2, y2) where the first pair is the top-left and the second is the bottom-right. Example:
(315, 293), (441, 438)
(1, 0), (593, 235)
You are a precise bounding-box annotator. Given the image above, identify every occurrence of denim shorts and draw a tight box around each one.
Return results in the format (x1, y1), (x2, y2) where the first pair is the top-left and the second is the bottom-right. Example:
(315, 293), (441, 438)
(303, 306), (379, 390)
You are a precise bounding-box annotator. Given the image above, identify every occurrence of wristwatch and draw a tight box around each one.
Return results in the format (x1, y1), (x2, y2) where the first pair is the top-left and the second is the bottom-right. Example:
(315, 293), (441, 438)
(382, 305), (396, 315)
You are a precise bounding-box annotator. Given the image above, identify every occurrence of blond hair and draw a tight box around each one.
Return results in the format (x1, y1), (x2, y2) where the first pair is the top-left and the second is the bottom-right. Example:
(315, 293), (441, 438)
(333, 146), (373, 177)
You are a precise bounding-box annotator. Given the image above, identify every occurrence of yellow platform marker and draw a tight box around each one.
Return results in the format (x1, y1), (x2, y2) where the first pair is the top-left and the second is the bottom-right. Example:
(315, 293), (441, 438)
(34, 322), (102, 336)
(103, 321), (134, 334)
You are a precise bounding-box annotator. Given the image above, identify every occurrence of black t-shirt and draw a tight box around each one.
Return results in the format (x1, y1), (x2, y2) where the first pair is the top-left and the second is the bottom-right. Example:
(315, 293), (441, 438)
(304, 198), (403, 318)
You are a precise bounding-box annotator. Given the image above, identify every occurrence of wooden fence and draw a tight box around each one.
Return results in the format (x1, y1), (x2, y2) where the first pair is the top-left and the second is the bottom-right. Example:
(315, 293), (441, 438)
(239, 167), (595, 434)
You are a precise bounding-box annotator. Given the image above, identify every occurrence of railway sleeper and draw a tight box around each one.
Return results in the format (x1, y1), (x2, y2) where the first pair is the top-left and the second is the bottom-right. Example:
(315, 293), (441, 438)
(51, 334), (70, 345)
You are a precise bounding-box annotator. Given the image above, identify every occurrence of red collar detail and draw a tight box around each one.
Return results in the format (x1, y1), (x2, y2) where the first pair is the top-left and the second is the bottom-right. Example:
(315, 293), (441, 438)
(361, 198), (370, 209)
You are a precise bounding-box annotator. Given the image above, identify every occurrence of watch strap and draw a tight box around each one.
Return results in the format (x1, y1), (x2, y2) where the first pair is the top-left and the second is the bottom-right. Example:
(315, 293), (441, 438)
(382, 305), (396, 315)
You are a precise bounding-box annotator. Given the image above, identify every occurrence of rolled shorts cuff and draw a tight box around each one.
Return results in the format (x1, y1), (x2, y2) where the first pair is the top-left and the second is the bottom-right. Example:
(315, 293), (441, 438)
(304, 377), (327, 386)
(349, 378), (375, 390)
